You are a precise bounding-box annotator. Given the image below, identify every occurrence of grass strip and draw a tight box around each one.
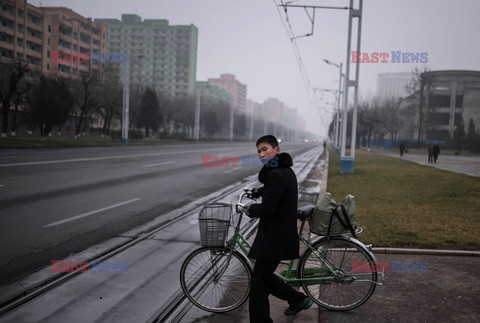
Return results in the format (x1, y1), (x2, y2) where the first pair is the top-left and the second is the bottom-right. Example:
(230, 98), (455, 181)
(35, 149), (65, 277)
(326, 150), (480, 250)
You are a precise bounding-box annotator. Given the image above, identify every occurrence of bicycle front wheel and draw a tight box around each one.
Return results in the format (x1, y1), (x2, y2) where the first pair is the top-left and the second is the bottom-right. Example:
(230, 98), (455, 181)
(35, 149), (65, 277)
(179, 246), (252, 313)
(298, 236), (377, 311)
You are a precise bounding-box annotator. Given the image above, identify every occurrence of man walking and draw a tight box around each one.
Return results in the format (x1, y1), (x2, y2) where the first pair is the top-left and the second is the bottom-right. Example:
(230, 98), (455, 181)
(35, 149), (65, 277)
(246, 135), (313, 322)
(433, 144), (440, 163)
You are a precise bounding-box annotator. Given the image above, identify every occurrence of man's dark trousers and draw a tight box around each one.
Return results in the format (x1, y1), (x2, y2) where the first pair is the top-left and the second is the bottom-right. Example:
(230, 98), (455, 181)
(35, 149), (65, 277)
(249, 260), (304, 323)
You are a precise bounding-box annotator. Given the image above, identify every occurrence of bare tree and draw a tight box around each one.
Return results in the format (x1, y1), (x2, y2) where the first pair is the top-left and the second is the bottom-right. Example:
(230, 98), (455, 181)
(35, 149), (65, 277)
(10, 79), (33, 136)
(357, 97), (376, 148)
(96, 65), (122, 136)
(0, 61), (29, 137)
(31, 76), (74, 138)
(137, 87), (160, 137)
(406, 67), (431, 142)
(233, 113), (246, 139)
(383, 97), (402, 147)
(70, 74), (100, 137)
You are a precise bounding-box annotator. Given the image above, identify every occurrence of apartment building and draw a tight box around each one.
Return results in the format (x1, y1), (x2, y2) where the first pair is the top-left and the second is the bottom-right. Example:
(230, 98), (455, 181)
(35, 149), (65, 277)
(0, 0), (108, 79)
(208, 73), (247, 113)
(196, 80), (232, 104)
(96, 14), (198, 98)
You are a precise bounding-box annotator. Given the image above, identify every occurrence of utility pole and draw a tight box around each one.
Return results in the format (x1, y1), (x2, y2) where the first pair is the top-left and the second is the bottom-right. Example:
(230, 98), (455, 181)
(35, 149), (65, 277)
(249, 113), (254, 140)
(193, 89), (201, 142)
(229, 102), (234, 141)
(315, 87), (340, 148)
(340, 0), (362, 174)
(336, 63), (343, 153)
(122, 55), (143, 144)
(321, 59), (344, 153)
(122, 60), (130, 144)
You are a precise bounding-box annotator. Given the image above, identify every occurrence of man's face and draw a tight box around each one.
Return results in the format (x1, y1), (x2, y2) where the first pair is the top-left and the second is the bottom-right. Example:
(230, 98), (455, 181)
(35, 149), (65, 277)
(256, 142), (280, 165)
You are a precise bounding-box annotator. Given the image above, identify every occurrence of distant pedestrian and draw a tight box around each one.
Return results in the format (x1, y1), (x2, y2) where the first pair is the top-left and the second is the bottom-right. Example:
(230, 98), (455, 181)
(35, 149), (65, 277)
(399, 142), (405, 157)
(433, 144), (440, 163)
(427, 145), (434, 163)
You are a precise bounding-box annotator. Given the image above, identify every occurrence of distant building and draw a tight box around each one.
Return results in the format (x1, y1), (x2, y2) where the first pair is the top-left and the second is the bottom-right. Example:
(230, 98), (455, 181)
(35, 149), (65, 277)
(207, 74), (247, 113)
(252, 97), (303, 139)
(282, 106), (299, 140)
(397, 70), (480, 142)
(96, 14), (198, 98)
(261, 97), (284, 124)
(0, 0), (108, 79)
(377, 72), (412, 99)
(196, 81), (232, 105)
(245, 98), (256, 117)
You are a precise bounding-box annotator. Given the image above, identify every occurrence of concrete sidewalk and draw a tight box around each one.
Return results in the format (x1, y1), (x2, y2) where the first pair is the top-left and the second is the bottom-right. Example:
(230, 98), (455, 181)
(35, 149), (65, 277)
(200, 252), (480, 322)
(375, 149), (480, 178)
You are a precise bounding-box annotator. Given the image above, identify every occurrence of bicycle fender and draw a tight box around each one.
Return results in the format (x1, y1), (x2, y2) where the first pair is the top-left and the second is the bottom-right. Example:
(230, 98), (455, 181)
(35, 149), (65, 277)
(314, 236), (377, 261)
(231, 249), (254, 273)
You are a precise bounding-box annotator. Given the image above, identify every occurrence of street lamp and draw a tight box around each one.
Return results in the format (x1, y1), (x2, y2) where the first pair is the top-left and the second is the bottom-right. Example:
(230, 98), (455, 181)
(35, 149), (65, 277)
(122, 55), (144, 144)
(314, 88), (338, 141)
(122, 61), (130, 144)
(313, 92), (339, 141)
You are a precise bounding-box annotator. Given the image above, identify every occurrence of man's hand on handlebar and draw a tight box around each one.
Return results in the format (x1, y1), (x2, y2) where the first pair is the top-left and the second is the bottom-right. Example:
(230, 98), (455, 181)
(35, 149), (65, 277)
(235, 203), (250, 216)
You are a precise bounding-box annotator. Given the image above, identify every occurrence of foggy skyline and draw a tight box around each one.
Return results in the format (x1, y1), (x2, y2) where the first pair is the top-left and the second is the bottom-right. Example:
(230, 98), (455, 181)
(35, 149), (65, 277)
(30, 0), (480, 137)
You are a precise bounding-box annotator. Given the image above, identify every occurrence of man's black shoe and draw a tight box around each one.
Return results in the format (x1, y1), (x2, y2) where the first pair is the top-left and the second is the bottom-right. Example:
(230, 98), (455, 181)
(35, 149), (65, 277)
(284, 297), (313, 316)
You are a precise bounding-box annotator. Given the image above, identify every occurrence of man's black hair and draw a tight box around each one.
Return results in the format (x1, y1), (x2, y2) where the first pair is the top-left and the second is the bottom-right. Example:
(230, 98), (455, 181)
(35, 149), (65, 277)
(256, 135), (278, 148)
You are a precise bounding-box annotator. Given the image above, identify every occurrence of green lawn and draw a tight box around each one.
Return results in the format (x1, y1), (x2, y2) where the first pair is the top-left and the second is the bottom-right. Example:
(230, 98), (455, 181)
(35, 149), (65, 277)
(326, 150), (480, 250)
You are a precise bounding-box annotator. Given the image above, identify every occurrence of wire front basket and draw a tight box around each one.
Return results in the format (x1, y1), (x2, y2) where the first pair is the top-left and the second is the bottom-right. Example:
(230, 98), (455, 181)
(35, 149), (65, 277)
(198, 203), (232, 247)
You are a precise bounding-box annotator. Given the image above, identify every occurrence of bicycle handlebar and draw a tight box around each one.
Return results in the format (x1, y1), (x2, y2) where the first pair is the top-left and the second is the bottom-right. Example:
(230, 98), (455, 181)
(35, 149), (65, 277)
(235, 188), (256, 214)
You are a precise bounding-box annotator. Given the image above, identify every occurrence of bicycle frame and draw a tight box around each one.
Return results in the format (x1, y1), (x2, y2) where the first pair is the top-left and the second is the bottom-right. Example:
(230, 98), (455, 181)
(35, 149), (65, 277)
(232, 190), (350, 286)
(275, 220), (339, 286)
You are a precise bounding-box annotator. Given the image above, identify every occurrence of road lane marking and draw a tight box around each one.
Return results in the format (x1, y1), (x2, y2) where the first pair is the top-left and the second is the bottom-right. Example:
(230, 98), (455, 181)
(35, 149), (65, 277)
(224, 167), (244, 173)
(0, 148), (240, 168)
(43, 198), (142, 228)
(142, 161), (175, 168)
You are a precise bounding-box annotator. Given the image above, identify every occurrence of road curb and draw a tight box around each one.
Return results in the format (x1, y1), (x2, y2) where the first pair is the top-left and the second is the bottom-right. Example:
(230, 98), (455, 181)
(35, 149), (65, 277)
(373, 247), (480, 256)
(320, 149), (329, 196)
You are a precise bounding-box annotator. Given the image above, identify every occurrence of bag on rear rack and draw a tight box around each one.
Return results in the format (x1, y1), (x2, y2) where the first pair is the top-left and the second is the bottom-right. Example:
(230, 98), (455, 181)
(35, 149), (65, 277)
(310, 192), (357, 236)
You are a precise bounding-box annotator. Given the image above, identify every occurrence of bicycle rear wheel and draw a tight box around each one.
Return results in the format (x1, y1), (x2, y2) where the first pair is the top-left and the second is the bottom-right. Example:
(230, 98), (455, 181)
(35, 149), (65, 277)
(179, 246), (252, 313)
(298, 236), (378, 311)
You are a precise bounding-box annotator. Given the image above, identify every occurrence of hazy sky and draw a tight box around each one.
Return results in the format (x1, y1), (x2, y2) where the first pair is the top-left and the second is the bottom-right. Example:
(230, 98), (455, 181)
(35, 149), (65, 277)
(31, 0), (480, 137)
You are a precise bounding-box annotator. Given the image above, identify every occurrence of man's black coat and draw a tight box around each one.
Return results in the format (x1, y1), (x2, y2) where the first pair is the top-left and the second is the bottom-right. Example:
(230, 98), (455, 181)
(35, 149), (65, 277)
(248, 152), (299, 261)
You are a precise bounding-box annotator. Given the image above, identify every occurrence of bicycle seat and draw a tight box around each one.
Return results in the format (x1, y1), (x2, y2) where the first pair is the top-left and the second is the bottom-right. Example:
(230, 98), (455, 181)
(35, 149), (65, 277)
(296, 205), (315, 220)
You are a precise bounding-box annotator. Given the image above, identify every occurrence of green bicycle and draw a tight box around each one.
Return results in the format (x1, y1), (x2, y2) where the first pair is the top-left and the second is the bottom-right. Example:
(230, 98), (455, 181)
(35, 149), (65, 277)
(179, 189), (383, 313)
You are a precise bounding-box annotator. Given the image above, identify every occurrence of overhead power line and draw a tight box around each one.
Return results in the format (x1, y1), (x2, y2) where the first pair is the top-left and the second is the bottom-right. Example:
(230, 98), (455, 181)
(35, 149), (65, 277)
(273, 0), (316, 107)
(272, 0), (350, 134)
